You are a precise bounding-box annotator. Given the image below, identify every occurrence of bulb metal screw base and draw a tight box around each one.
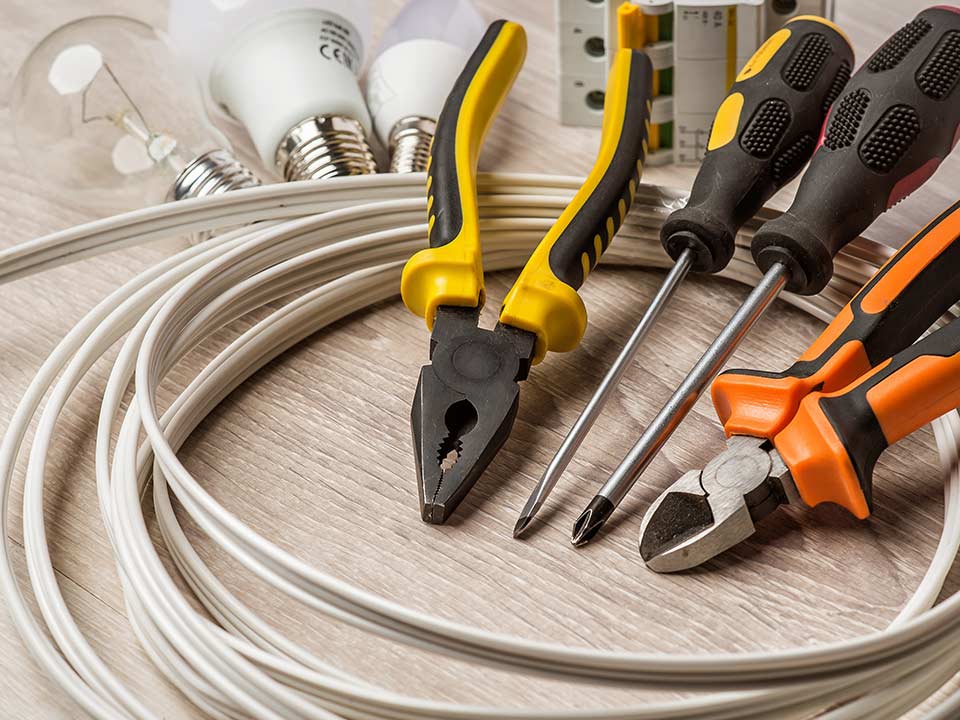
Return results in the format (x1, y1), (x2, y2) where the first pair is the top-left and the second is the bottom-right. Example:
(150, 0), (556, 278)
(388, 116), (436, 174)
(276, 115), (378, 182)
(168, 149), (261, 201)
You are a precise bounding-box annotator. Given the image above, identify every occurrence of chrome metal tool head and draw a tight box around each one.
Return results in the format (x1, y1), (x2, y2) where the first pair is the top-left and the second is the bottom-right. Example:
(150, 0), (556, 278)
(639, 435), (801, 572)
(411, 305), (536, 524)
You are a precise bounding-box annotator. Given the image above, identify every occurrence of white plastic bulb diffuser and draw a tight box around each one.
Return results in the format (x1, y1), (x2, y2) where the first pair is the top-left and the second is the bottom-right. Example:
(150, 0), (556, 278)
(10, 16), (259, 214)
(365, 0), (486, 172)
(168, 0), (377, 181)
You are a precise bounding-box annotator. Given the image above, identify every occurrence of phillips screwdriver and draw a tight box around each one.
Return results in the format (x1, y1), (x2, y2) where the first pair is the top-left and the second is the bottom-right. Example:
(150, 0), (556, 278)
(514, 14), (854, 536)
(572, 5), (960, 547)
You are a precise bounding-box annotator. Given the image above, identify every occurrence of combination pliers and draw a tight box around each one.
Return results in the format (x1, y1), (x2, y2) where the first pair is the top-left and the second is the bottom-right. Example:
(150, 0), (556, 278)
(400, 19), (653, 523)
(640, 199), (960, 571)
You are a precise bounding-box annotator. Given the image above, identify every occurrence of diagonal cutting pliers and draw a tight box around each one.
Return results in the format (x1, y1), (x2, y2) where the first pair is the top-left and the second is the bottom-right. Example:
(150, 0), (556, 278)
(400, 20), (653, 523)
(640, 199), (960, 571)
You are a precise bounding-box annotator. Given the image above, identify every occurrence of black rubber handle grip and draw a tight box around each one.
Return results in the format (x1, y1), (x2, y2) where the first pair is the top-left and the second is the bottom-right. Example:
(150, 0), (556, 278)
(661, 16), (854, 273)
(400, 20), (526, 324)
(752, 6), (960, 295)
(538, 50), (653, 291)
(498, 48), (652, 359)
(713, 199), (960, 439)
(775, 312), (960, 517)
(427, 19), (523, 252)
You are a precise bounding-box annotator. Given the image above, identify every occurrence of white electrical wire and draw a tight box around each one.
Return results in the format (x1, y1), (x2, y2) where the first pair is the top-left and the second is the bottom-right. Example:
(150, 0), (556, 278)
(1, 172), (958, 720)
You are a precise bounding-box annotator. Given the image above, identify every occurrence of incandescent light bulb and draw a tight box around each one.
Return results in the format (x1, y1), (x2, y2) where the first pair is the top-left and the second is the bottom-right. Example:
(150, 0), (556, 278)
(11, 16), (260, 214)
(169, 0), (377, 182)
(365, 0), (486, 172)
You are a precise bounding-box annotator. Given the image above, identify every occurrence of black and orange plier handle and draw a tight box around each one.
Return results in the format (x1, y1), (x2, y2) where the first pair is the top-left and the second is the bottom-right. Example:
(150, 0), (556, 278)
(400, 19), (653, 523)
(641, 198), (960, 571)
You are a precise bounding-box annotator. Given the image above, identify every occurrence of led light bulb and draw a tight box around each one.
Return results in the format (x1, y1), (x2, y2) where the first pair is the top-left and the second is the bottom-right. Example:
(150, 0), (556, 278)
(365, 0), (486, 173)
(11, 16), (260, 214)
(168, 0), (377, 182)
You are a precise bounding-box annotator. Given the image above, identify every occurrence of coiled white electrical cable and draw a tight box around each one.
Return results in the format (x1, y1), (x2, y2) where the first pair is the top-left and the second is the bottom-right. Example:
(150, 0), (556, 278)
(1, 173), (959, 720)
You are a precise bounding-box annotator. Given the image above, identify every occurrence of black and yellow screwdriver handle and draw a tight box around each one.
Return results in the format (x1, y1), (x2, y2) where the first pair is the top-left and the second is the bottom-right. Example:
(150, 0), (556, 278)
(400, 20), (526, 327)
(499, 48), (653, 362)
(662, 15), (854, 273)
(714, 199), (960, 440)
(774, 312), (960, 518)
(753, 6), (960, 296)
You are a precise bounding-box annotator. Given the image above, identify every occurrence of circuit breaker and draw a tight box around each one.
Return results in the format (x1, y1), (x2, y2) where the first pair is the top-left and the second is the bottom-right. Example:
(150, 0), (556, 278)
(556, 0), (835, 165)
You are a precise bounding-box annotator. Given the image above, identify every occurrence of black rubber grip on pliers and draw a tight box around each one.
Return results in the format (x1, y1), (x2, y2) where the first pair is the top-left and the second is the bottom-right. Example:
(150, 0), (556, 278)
(427, 20), (511, 250)
(498, 48), (652, 358)
(661, 16), (854, 273)
(540, 50), (653, 289)
(752, 6), (960, 295)
(401, 20), (526, 322)
(714, 199), (960, 440)
(776, 309), (960, 517)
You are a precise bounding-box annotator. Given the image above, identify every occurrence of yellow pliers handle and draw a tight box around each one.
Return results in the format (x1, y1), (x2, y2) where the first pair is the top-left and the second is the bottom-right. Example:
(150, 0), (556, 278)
(501, 48), (652, 361)
(400, 20), (526, 325)
(401, 20), (654, 363)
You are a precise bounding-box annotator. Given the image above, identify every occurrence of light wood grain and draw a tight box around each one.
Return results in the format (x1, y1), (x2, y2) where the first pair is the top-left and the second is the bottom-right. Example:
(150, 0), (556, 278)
(0, 1), (958, 717)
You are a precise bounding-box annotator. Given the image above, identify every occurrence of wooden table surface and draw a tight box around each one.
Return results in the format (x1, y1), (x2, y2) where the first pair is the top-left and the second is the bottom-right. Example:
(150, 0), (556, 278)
(1, 1), (958, 717)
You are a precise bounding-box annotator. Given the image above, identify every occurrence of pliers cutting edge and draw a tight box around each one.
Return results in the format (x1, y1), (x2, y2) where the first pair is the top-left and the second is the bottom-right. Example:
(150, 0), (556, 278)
(641, 200), (960, 571)
(400, 20), (653, 523)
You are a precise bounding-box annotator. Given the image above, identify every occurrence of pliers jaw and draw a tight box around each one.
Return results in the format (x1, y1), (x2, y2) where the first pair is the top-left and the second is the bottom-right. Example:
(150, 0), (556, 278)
(639, 435), (800, 572)
(411, 306), (536, 524)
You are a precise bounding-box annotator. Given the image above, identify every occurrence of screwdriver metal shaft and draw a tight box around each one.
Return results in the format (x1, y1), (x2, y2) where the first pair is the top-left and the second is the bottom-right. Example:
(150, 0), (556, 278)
(513, 248), (695, 537)
(512, 13), (852, 542)
(571, 262), (789, 546)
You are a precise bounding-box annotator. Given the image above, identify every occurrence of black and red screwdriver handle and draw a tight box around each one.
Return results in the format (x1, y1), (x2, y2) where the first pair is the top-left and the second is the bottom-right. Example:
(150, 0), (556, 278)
(752, 6), (960, 296)
(662, 16), (854, 273)
(714, 199), (960, 440)
(774, 312), (960, 518)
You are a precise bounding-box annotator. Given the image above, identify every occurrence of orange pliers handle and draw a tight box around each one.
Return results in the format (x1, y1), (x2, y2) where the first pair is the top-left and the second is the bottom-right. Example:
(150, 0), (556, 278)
(713, 199), (960, 516)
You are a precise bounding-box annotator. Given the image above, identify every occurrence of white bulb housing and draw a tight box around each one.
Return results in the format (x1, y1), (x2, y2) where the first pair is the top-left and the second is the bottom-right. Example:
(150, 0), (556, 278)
(168, 0), (374, 176)
(212, 8), (371, 167)
(364, 0), (486, 172)
(366, 39), (471, 146)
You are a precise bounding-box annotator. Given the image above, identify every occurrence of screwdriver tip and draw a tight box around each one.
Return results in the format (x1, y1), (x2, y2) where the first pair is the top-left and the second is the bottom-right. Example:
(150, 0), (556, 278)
(513, 514), (534, 538)
(570, 496), (615, 547)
